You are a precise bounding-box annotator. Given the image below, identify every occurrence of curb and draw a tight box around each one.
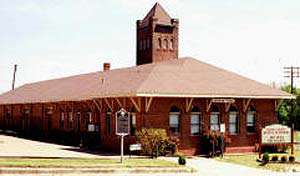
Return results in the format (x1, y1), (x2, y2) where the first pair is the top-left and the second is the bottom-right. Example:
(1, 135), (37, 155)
(0, 167), (195, 174)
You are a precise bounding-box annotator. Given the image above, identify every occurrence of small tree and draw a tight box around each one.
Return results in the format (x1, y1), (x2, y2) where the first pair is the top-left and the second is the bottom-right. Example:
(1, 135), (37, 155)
(135, 128), (177, 157)
(135, 128), (167, 157)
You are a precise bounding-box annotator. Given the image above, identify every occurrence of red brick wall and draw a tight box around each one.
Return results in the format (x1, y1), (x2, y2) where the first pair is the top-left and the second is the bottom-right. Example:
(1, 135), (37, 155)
(136, 19), (179, 65)
(0, 97), (278, 155)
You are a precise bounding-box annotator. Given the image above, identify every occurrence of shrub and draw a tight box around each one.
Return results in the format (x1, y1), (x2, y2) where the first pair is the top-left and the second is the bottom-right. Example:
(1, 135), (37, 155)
(261, 146), (277, 153)
(289, 156), (295, 163)
(262, 153), (270, 163)
(200, 131), (225, 157)
(178, 155), (186, 165)
(281, 156), (287, 162)
(135, 128), (178, 157)
(271, 155), (278, 162)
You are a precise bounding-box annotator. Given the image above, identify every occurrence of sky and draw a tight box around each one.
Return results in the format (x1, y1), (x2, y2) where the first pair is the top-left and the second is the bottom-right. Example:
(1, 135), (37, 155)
(1, 0), (300, 94)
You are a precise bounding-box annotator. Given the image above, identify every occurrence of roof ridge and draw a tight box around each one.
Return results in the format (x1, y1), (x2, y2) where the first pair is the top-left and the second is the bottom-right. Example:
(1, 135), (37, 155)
(141, 2), (172, 26)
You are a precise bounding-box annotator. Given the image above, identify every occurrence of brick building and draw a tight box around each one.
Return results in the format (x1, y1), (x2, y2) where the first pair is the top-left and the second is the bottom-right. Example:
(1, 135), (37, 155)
(0, 3), (293, 155)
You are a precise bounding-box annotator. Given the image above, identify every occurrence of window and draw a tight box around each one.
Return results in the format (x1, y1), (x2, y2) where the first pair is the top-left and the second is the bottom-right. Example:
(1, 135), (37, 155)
(4, 107), (12, 127)
(139, 40), (143, 50)
(163, 39), (168, 49)
(146, 38), (150, 49)
(24, 108), (30, 115)
(170, 39), (174, 50)
(143, 40), (147, 50)
(158, 38), (162, 49)
(247, 106), (256, 133)
(5, 107), (11, 117)
(169, 106), (180, 135)
(87, 112), (92, 123)
(130, 113), (136, 135)
(68, 112), (73, 128)
(106, 109), (112, 135)
(60, 111), (64, 128)
(190, 106), (201, 136)
(229, 106), (239, 134)
(210, 106), (220, 131)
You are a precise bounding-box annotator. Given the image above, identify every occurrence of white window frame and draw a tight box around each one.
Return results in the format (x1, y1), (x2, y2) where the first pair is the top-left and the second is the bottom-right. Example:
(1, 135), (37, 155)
(210, 112), (220, 131)
(169, 112), (180, 136)
(229, 111), (238, 135)
(88, 112), (92, 123)
(247, 110), (256, 133)
(169, 39), (174, 50)
(190, 112), (201, 136)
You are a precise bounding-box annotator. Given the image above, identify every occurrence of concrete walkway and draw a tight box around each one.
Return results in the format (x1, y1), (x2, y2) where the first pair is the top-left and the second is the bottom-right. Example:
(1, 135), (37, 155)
(0, 135), (113, 158)
(162, 156), (300, 176)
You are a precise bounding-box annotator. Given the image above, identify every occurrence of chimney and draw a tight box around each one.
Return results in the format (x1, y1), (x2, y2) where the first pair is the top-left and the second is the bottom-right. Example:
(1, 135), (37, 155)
(103, 63), (110, 71)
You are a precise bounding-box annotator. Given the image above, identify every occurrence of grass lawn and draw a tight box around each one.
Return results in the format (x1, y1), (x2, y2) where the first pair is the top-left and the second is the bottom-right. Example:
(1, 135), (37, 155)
(216, 154), (300, 172)
(216, 131), (300, 172)
(0, 157), (180, 168)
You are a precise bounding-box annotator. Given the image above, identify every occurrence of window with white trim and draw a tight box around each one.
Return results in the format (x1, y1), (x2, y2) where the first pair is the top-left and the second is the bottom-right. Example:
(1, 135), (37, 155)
(106, 109), (112, 135)
(247, 106), (256, 133)
(130, 112), (136, 135)
(146, 38), (150, 49)
(169, 106), (180, 136)
(158, 38), (162, 49)
(68, 112), (73, 128)
(190, 106), (201, 136)
(139, 40), (143, 50)
(143, 40), (147, 50)
(60, 111), (64, 128)
(163, 39), (168, 49)
(229, 106), (239, 134)
(210, 106), (220, 131)
(169, 39), (174, 50)
(87, 112), (92, 123)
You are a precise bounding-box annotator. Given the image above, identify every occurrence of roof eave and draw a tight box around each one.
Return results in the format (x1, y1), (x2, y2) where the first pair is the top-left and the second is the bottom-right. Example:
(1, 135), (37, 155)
(136, 93), (295, 99)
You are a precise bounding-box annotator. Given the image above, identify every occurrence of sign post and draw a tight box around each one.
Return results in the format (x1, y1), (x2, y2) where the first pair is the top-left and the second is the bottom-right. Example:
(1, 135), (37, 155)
(259, 124), (292, 158)
(116, 108), (130, 163)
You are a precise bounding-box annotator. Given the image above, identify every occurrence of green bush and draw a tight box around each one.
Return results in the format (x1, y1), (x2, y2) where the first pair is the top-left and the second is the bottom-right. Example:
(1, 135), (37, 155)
(271, 155), (278, 162)
(289, 156), (295, 162)
(281, 156), (287, 162)
(135, 128), (178, 157)
(200, 131), (225, 157)
(262, 153), (270, 163)
(178, 155), (186, 165)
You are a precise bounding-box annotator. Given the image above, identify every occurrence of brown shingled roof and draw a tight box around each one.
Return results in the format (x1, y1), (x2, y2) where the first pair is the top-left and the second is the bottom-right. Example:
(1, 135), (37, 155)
(0, 57), (293, 105)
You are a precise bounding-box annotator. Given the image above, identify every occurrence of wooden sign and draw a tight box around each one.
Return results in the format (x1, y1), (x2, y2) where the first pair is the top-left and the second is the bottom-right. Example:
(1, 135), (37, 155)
(261, 124), (291, 144)
(116, 108), (130, 136)
(211, 99), (235, 104)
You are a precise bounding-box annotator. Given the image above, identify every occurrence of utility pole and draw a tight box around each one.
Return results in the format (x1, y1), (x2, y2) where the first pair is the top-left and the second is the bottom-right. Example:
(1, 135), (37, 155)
(284, 66), (300, 126)
(12, 64), (17, 90)
(284, 66), (300, 94)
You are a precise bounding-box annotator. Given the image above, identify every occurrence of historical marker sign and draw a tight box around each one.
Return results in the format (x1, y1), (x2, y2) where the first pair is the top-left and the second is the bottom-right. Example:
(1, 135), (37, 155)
(115, 108), (130, 163)
(116, 108), (130, 135)
(261, 124), (291, 144)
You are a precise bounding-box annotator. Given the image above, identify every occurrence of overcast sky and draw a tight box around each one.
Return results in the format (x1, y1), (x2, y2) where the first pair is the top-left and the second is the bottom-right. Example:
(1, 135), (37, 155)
(1, 0), (300, 94)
